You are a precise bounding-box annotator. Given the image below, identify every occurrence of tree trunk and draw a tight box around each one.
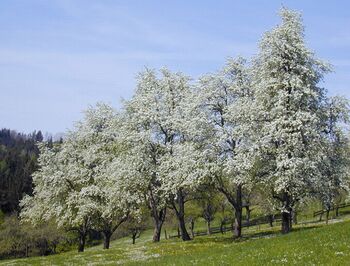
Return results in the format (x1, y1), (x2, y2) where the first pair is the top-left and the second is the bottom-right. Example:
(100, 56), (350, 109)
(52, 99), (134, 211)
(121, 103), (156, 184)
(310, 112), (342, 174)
(268, 214), (274, 227)
(234, 185), (243, 238)
(101, 217), (128, 250)
(152, 221), (163, 242)
(148, 188), (166, 242)
(218, 184), (243, 238)
(77, 218), (90, 252)
(173, 189), (191, 241)
(234, 208), (242, 238)
(336, 207), (339, 217)
(245, 206), (251, 226)
(132, 233), (137, 244)
(207, 221), (211, 235)
(326, 209), (330, 225)
(164, 229), (168, 240)
(281, 211), (290, 234)
(292, 210), (297, 225)
(289, 210), (293, 230)
(190, 218), (195, 238)
(319, 212), (323, 222)
(281, 193), (292, 234)
(151, 208), (166, 242)
(231, 219), (234, 233)
(78, 232), (86, 252)
(220, 220), (226, 234)
(102, 230), (112, 249)
(178, 215), (191, 241)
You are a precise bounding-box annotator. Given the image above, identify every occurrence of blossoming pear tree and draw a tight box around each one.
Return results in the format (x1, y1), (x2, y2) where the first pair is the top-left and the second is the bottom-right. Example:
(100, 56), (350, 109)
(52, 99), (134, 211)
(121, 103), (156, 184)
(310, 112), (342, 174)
(120, 69), (169, 242)
(317, 96), (350, 223)
(21, 103), (139, 251)
(196, 57), (255, 237)
(123, 68), (206, 241)
(252, 8), (332, 233)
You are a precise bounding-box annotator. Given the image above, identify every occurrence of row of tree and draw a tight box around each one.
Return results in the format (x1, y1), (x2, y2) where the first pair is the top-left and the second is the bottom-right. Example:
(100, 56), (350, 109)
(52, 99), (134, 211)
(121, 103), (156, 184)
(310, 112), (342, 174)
(20, 8), (350, 252)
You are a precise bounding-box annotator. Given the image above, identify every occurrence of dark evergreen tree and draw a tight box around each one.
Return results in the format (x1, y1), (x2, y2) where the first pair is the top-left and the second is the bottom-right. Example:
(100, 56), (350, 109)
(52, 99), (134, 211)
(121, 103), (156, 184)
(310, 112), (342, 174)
(0, 128), (47, 213)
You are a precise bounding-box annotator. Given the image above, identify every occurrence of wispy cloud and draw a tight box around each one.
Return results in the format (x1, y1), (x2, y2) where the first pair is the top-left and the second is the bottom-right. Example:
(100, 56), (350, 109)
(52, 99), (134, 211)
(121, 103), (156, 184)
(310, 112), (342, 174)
(0, 0), (349, 133)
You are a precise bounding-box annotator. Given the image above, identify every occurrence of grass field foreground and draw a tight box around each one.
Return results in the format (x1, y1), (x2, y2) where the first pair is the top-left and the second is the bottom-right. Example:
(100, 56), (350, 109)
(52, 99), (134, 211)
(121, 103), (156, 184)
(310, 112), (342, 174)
(1, 218), (350, 266)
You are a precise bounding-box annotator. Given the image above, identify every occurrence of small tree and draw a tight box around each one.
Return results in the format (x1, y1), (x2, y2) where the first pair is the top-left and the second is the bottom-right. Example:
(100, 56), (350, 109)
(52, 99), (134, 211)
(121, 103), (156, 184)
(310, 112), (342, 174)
(125, 215), (147, 245)
(20, 141), (94, 252)
(216, 197), (234, 234)
(197, 188), (218, 235)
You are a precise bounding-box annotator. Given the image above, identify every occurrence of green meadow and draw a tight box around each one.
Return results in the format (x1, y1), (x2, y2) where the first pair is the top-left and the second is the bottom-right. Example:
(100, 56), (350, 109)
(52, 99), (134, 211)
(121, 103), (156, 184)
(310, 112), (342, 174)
(2, 217), (350, 266)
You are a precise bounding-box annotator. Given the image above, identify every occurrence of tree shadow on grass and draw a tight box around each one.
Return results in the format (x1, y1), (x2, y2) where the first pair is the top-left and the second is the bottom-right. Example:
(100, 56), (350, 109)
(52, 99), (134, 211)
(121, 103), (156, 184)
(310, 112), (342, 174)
(339, 209), (350, 216)
(190, 225), (319, 245)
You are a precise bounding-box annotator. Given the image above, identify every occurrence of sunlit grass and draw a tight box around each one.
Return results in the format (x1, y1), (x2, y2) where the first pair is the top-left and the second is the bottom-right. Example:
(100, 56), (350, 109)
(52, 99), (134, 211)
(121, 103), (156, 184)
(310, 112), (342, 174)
(1, 216), (350, 265)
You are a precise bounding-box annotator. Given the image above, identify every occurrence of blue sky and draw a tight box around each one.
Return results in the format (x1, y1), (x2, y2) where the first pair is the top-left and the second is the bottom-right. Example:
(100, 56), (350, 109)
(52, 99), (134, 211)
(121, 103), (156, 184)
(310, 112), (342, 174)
(1, 0), (349, 134)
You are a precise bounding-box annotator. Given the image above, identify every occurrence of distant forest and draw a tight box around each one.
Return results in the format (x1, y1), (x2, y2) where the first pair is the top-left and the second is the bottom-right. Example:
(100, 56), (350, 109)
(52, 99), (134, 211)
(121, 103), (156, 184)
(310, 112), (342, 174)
(0, 128), (58, 214)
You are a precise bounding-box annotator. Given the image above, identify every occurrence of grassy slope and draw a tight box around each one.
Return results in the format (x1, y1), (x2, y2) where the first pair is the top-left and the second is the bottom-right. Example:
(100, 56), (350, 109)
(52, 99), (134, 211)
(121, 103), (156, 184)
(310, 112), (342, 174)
(2, 218), (350, 266)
